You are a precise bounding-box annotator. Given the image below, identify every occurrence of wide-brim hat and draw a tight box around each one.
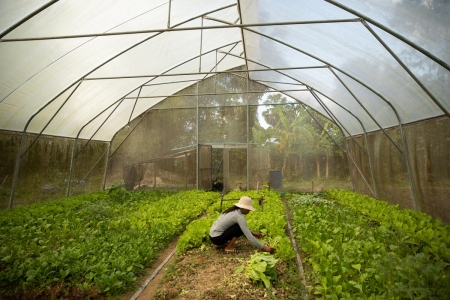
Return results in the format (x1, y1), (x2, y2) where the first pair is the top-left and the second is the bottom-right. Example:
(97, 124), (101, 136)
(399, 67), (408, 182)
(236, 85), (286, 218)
(235, 196), (255, 211)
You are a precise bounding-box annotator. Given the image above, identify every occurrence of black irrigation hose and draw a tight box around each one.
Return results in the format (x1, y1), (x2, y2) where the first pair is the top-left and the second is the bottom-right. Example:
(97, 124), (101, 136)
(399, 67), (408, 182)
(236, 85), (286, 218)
(283, 199), (309, 299)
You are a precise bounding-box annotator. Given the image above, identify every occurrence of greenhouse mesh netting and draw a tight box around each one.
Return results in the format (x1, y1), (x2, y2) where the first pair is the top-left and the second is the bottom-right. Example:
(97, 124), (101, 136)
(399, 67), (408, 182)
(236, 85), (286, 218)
(0, 0), (448, 223)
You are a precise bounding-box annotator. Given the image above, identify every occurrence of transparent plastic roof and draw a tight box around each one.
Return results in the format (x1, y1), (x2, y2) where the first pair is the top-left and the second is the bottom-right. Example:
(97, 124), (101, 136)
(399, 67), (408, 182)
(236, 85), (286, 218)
(0, 0), (448, 140)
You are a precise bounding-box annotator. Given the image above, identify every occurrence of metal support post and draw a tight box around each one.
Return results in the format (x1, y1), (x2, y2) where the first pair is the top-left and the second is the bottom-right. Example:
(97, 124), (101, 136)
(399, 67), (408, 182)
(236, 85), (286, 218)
(167, 0), (171, 28)
(102, 142), (112, 190)
(196, 82), (200, 189)
(199, 17), (203, 73)
(246, 75), (250, 190)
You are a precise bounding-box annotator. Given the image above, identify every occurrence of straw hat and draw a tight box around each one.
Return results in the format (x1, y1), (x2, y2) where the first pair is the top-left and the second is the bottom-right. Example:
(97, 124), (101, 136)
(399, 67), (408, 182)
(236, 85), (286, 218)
(235, 196), (255, 211)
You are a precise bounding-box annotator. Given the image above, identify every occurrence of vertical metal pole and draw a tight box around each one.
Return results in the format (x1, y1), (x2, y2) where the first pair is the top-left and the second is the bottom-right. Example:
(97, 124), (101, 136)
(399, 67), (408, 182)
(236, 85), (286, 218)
(246, 75), (250, 190)
(9, 132), (27, 208)
(167, 0), (171, 28)
(67, 137), (78, 196)
(199, 17), (203, 73)
(215, 50), (218, 94)
(184, 153), (188, 190)
(196, 82), (199, 189)
(346, 140), (356, 191)
(102, 142), (112, 190)
(398, 122), (419, 211)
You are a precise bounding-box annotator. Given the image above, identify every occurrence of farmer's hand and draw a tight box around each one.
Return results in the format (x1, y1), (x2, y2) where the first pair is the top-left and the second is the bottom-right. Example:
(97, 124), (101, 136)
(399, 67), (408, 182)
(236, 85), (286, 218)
(252, 231), (264, 239)
(262, 245), (275, 254)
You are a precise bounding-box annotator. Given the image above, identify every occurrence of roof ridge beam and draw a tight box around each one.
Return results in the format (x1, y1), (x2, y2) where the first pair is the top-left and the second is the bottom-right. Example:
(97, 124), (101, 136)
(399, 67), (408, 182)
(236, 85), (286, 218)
(0, 18), (360, 42)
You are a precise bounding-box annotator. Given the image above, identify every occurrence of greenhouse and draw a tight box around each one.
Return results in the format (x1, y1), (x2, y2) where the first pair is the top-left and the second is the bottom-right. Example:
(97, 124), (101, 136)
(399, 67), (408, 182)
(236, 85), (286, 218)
(0, 0), (449, 299)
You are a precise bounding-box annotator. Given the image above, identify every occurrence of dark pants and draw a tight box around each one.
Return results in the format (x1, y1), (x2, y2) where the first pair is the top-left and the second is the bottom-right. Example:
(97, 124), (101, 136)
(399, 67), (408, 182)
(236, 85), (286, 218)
(209, 223), (243, 246)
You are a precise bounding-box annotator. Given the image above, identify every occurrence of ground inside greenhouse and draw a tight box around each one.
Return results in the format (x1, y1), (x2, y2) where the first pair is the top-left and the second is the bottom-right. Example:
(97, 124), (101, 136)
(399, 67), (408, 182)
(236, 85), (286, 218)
(121, 237), (306, 300)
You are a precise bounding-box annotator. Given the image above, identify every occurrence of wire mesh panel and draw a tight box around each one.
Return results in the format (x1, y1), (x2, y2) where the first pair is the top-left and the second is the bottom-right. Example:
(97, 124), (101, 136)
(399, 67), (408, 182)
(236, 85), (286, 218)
(249, 100), (350, 193)
(405, 117), (450, 223)
(107, 106), (197, 191)
(0, 132), (20, 209)
(368, 128), (414, 210)
(249, 147), (270, 190)
(0, 132), (107, 208)
(348, 118), (450, 223)
(199, 145), (212, 190)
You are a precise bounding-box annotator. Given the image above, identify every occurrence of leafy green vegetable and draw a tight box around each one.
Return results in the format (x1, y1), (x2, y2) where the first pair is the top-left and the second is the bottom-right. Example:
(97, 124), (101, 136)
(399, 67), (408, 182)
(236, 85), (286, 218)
(0, 188), (217, 298)
(239, 252), (279, 288)
(288, 192), (450, 299)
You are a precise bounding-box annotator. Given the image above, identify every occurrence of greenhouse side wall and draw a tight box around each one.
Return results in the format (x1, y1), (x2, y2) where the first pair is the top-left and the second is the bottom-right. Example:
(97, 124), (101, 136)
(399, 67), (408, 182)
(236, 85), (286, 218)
(0, 131), (108, 209)
(405, 117), (450, 224)
(348, 117), (449, 224)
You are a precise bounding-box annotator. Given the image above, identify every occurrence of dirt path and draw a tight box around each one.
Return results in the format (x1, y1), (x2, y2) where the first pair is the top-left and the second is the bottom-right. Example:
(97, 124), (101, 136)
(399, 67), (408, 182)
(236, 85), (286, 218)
(148, 239), (306, 300)
(121, 239), (179, 300)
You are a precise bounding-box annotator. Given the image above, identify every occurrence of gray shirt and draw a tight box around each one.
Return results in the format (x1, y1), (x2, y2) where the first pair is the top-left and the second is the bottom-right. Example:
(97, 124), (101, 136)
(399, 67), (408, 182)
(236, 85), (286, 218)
(209, 209), (263, 249)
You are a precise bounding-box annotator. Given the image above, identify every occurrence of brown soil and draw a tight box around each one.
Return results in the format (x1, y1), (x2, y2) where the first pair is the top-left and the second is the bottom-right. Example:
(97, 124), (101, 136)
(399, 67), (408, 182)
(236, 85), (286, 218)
(130, 238), (305, 300)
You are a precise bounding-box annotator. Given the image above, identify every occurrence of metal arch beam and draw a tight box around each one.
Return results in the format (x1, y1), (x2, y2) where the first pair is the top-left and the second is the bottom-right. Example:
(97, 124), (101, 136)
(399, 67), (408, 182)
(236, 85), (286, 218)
(324, 0), (450, 72)
(272, 89), (376, 196)
(21, 80), (84, 156)
(262, 84), (375, 196)
(107, 41), (242, 158)
(9, 79), (83, 207)
(128, 86), (142, 125)
(105, 42), (243, 190)
(67, 97), (126, 196)
(308, 88), (367, 155)
(75, 98), (125, 158)
(8, 10), (242, 200)
(328, 67), (403, 153)
(309, 88), (378, 199)
(220, 51), (365, 151)
(0, 0), (59, 39)
(4, 3), (240, 146)
(362, 20), (449, 118)
(208, 16), (409, 153)
(222, 50), (380, 195)
(223, 50), (387, 200)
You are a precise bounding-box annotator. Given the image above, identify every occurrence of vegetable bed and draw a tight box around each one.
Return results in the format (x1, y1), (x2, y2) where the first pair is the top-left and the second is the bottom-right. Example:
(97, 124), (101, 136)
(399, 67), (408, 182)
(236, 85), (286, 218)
(0, 187), (218, 299)
(288, 190), (450, 299)
(154, 189), (305, 299)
